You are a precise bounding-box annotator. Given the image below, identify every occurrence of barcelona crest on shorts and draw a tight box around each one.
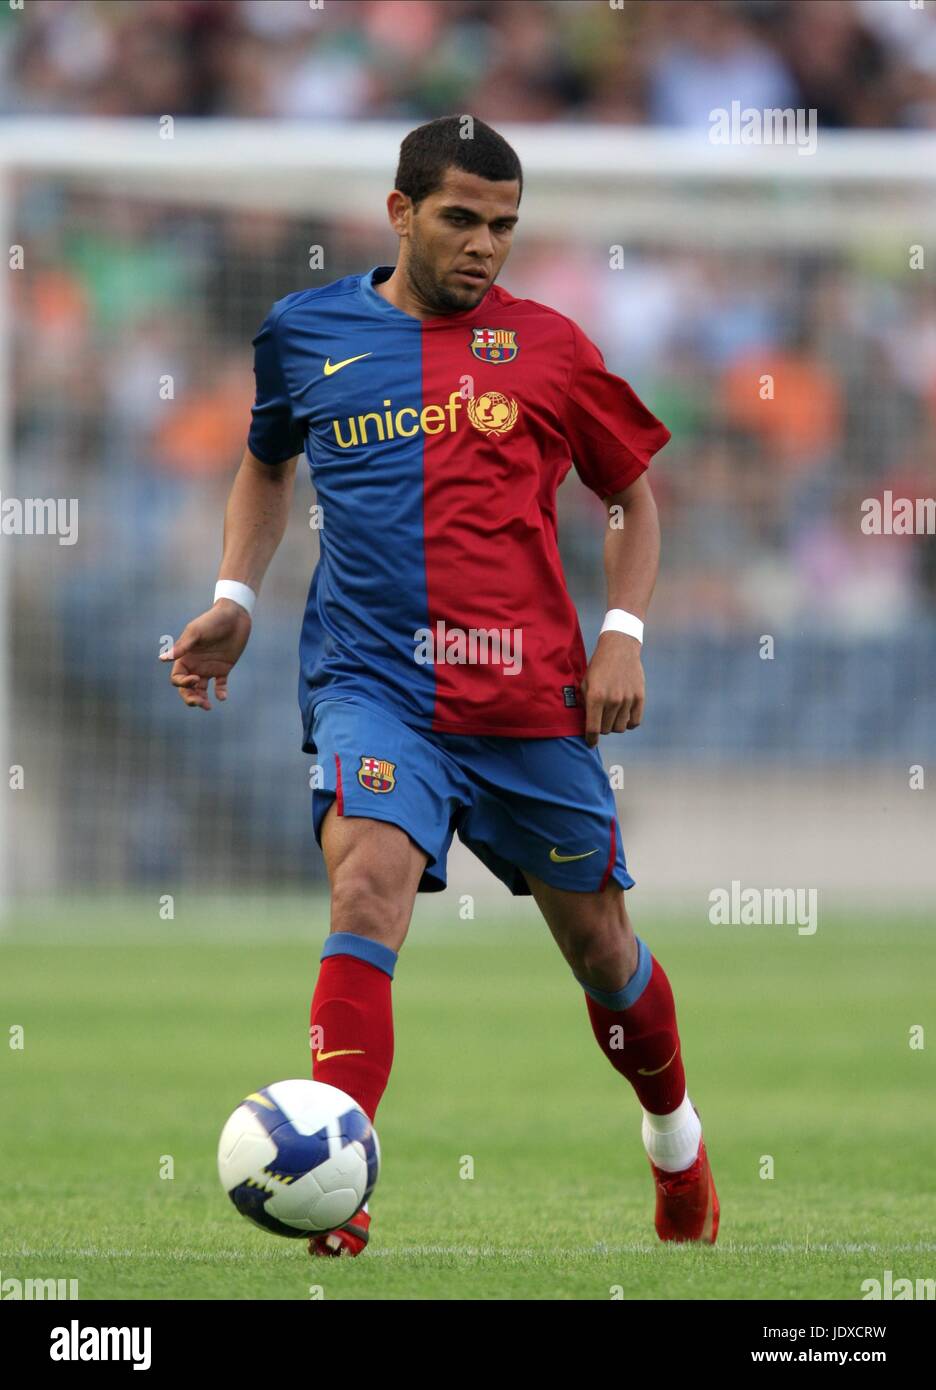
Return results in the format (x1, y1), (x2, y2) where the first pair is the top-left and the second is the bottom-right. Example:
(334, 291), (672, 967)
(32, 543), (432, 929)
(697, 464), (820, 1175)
(470, 327), (518, 364)
(357, 756), (396, 794)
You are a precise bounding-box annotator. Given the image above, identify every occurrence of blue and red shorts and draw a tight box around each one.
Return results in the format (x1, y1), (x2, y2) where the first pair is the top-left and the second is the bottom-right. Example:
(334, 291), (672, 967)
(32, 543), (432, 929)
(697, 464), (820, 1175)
(307, 695), (634, 896)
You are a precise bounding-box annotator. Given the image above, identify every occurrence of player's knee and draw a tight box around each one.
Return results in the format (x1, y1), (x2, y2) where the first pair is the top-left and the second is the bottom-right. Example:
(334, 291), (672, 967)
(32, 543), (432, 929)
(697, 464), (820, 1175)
(573, 919), (638, 989)
(329, 870), (412, 950)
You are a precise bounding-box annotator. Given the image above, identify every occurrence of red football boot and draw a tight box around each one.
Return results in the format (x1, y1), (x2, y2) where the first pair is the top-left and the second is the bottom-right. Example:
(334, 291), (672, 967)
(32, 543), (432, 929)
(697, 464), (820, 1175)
(307, 1206), (371, 1257)
(647, 1110), (719, 1244)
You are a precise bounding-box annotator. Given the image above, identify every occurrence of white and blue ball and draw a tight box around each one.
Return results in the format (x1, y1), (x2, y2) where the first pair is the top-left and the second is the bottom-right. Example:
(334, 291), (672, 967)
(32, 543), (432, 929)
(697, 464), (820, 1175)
(218, 1079), (379, 1237)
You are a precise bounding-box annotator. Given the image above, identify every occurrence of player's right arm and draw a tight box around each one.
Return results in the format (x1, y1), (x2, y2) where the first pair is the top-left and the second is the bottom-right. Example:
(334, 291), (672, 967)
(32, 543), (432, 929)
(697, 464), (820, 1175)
(160, 446), (298, 710)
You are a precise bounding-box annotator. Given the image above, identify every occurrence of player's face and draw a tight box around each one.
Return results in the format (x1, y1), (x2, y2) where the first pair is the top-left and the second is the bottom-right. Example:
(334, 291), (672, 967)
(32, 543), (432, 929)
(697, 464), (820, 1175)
(404, 167), (519, 314)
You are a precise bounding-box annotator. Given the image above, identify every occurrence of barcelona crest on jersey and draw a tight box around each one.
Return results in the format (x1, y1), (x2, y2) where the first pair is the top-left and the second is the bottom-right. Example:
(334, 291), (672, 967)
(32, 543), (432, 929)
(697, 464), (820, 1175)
(470, 327), (518, 364)
(357, 756), (396, 793)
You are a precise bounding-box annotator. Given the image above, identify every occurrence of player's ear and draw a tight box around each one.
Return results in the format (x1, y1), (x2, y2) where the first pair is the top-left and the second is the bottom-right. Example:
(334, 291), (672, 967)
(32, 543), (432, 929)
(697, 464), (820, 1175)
(387, 189), (412, 235)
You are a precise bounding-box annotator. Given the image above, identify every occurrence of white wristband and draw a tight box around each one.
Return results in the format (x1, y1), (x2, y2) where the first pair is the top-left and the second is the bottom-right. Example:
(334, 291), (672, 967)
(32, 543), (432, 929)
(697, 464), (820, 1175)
(600, 608), (644, 643)
(214, 579), (256, 617)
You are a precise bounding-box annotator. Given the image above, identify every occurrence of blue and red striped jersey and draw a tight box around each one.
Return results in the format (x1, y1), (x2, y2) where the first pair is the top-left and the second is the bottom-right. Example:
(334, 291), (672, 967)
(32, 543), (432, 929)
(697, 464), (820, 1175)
(247, 264), (671, 748)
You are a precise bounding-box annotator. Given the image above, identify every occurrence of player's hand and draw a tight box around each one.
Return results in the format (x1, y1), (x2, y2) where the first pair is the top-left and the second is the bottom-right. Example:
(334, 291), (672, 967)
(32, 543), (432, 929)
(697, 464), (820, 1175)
(160, 599), (251, 711)
(580, 632), (645, 747)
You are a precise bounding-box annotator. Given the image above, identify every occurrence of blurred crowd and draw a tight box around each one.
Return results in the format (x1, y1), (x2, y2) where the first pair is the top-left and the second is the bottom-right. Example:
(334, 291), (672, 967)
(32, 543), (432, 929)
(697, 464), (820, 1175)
(13, 189), (936, 887)
(2, 0), (936, 129)
(13, 190), (936, 641)
(7, 0), (936, 888)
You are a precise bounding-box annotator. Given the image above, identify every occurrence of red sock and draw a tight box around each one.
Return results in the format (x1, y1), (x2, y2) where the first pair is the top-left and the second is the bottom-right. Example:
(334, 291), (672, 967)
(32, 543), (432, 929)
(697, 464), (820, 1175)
(578, 937), (686, 1113)
(310, 933), (396, 1125)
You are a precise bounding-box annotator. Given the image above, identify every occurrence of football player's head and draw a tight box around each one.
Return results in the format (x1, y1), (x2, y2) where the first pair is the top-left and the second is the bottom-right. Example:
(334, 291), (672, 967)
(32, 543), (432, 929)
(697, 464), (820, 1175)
(387, 115), (522, 314)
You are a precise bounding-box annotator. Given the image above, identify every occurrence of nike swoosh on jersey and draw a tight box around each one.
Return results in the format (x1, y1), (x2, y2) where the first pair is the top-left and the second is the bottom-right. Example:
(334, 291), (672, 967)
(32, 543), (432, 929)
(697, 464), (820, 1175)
(549, 846), (599, 863)
(323, 352), (373, 376)
(637, 1047), (678, 1076)
(315, 1048), (366, 1061)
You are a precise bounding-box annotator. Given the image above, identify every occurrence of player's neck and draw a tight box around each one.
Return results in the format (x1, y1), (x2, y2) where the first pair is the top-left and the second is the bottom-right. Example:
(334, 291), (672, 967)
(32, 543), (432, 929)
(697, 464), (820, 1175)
(372, 266), (438, 321)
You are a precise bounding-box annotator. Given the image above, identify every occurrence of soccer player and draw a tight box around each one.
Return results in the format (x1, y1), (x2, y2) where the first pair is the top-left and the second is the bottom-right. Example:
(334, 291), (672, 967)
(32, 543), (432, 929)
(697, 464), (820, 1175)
(163, 116), (718, 1254)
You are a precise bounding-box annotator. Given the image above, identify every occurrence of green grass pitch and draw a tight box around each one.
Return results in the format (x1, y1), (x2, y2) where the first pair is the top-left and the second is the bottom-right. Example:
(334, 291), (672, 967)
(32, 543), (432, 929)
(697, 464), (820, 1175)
(1, 898), (933, 1300)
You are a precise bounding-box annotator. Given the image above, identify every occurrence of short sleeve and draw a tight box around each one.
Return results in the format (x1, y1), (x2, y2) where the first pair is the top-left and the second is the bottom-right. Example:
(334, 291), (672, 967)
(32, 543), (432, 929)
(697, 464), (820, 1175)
(562, 320), (671, 498)
(246, 310), (305, 465)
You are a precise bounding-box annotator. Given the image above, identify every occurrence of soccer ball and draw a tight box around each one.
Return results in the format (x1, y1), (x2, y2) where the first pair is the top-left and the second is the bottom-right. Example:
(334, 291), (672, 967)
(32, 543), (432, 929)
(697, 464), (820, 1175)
(218, 1079), (379, 1237)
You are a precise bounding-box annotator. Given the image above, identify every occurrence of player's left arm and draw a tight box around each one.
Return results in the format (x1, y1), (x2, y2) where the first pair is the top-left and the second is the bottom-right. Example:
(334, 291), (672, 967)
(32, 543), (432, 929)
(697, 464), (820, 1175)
(580, 472), (660, 748)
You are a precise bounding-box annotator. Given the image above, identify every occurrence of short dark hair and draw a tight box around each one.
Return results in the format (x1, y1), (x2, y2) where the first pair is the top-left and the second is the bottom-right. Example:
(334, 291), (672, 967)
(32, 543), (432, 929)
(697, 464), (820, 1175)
(395, 115), (523, 208)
